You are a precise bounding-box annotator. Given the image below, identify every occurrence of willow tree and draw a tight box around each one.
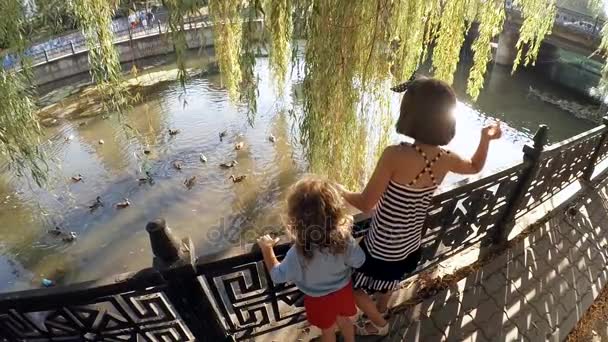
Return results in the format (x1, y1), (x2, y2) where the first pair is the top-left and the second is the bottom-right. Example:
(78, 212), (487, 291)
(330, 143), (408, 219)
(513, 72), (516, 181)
(0, 0), (47, 185)
(0, 0), (606, 187)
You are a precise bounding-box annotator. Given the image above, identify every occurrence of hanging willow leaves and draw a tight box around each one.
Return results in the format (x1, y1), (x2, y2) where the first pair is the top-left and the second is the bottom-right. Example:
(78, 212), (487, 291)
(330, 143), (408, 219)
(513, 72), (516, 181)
(0, 0), (47, 185)
(240, 0), (263, 124)
(0, 0), (597, 188)
(163, 0), (189, 89)
(512, 0), (557, 72)
(432, 0), (471, 84)
(209, 0), (243, 100)
(421, 0), (442, 64)
(162, 0), (207, 89)
(0, 70), (48, 185)
(389, 0), (430, 81)
(468, 0), (505, 100)
(72, 0), (130, 115)
(299, 0), (394, 188)
(265, 0), (292, 92)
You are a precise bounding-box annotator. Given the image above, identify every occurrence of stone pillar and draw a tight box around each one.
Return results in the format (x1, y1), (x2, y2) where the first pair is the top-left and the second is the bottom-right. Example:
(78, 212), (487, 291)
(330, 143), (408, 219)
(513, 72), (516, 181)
(495, 28), (518, 66)
(146, 219), (233, 341)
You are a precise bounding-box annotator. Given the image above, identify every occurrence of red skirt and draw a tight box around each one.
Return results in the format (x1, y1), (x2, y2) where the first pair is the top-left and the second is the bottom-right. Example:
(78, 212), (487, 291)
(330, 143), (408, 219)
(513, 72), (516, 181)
(303, 281), (357, 329)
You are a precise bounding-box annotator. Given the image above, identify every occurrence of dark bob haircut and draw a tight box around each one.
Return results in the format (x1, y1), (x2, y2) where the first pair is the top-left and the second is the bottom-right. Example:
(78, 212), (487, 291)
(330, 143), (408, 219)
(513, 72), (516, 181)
(394, 78), (456, 146)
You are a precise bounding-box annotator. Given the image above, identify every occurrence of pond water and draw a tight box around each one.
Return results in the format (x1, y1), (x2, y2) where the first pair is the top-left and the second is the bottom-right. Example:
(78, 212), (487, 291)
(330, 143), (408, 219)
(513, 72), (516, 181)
(0, 49), (595, 292)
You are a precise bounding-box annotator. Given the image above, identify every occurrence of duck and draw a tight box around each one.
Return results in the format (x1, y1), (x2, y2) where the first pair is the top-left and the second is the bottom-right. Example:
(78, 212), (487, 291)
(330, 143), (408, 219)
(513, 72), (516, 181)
(71, 174), (83, 182)
(138, 172), (154, 185)
(89, 196), (103, 212)
(200, 153), (207, 163)
(268, 134), (276, 143)
(98, 139), (105, 145)
(229, 175), (247, 183)
(173, 160), (184, 170)
(184, 176), (197, 189)
(65, 134), (74, 142)
(219, 130), (228, 141)
(47, 226), (64, 236)
(234, 141), (245, 150)
(115, 198), (131, 209)
(143, 148), (152, 155)
(168, 129), (180, 136)
(219, 160), (238, 169)
(62, 232), (77, 242)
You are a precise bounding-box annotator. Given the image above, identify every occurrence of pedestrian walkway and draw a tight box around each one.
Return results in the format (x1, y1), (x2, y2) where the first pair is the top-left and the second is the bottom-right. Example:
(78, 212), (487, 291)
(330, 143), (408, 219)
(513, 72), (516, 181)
(262, 175), (608, 341)
(372, 176), (608, 342)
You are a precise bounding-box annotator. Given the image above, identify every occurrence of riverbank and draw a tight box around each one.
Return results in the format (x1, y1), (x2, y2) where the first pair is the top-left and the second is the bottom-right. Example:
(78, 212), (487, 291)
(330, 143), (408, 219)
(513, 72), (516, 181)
(37, 64), (218, 126)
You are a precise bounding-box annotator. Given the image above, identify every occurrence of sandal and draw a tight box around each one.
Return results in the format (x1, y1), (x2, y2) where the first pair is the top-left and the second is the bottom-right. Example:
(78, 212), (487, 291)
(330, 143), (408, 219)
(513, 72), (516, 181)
(355, 320), (390, 336)
(359, 309), (390, 322)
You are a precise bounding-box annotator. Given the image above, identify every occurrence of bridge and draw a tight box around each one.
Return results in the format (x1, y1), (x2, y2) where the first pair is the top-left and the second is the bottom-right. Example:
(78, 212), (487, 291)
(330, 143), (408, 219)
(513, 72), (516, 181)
(496, 2), (606, 66)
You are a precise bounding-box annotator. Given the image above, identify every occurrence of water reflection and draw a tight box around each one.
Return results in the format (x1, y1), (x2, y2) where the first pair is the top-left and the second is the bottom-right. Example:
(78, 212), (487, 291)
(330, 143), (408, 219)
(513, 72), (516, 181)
(0, 50), (596, 292)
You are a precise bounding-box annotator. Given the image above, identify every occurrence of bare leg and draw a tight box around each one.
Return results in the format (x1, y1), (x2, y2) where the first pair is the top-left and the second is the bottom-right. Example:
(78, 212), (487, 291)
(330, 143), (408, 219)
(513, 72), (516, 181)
(335, 316), (355, 342)
(320, 324), (337, 342)
(354, 289), (387, 333)
(376, 291), (392, 314)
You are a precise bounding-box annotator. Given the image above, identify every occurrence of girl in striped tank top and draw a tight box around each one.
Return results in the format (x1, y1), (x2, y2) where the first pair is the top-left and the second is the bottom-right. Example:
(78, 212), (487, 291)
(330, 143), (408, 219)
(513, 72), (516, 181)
(340, 78), (502, 335)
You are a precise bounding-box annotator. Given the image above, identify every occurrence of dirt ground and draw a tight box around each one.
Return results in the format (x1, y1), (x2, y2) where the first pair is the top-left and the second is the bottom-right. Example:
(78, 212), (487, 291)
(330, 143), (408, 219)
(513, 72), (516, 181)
(568, 283), (608, 341)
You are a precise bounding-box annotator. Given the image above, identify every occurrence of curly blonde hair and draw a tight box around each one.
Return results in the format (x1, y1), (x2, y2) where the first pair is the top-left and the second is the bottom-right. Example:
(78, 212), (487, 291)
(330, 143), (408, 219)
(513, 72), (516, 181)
(286, 176), (352, 260)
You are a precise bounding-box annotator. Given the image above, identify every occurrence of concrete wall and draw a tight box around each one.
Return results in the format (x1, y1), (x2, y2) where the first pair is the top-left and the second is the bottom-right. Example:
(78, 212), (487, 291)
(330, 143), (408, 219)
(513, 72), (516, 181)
(494, 28), (519, 66)
(32, 25), (216, 86)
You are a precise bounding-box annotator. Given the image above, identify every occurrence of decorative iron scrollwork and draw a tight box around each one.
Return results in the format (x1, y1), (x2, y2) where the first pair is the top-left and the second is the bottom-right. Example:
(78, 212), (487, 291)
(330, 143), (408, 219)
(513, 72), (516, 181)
(0, 287), (193, 341)
(199, 259), (305, 340)
(517, 133), (602, 218)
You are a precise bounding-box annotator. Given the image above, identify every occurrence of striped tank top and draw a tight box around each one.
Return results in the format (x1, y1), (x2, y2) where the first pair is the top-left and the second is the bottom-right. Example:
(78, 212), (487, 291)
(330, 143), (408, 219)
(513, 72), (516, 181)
(365, 144), (447, 262)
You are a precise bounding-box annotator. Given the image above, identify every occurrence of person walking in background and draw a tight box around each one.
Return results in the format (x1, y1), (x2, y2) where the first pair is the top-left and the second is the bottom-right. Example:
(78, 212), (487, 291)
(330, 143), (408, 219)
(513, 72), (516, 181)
(257, 177), (365, 342)
(146, 11), (155, 28)
(339, 77), (502, 336)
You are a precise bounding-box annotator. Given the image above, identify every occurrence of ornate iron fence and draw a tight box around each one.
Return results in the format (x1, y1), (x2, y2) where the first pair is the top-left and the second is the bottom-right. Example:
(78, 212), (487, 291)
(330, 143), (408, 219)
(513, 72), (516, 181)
(2, 118), (608, 341)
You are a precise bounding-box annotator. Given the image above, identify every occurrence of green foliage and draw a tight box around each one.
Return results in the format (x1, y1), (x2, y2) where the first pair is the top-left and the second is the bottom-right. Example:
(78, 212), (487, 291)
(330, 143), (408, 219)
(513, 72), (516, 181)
(31, 0), (79, 37)
(3, 0), (607, 188)
(432, 0), (471, 84)
(0, 0), (47, 185)
(512, 0), (557, 72)
(265, 0), (292, 93)
(209, 0), (243, 100)
(297, 0), (394, 188)
(72, 0), (130, 114)
(240, 0), (263, 125)
(467, 0), (505, 100)
(162, 0), (206, 89)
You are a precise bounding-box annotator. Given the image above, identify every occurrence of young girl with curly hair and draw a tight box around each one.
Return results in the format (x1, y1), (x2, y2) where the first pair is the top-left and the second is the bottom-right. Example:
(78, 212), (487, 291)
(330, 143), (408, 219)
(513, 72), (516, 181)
(258, 177), (365, 342)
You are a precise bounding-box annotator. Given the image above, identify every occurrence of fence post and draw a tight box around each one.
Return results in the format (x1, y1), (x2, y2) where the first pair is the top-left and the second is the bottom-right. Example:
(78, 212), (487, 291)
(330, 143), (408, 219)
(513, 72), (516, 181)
(582, 116), (608, 181)
(43, 49), (49, 63)
(158, 20), (162, 35)
(70, 41), (75, 55)
(493, 125), (549, 245)
(146, 219), (233, 342)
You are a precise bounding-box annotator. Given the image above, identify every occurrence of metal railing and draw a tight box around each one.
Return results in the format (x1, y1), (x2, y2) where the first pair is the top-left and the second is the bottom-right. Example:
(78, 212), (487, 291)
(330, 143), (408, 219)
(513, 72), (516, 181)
(1, 117), (608, 341)
(2, 13), (209, 69)
(506, 0), (606, 38)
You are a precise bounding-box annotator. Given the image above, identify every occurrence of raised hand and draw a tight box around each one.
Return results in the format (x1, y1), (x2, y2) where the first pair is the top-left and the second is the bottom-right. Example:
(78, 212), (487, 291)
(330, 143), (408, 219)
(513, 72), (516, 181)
(482, 121), (502, 140)
(257, 234), (280, 250)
